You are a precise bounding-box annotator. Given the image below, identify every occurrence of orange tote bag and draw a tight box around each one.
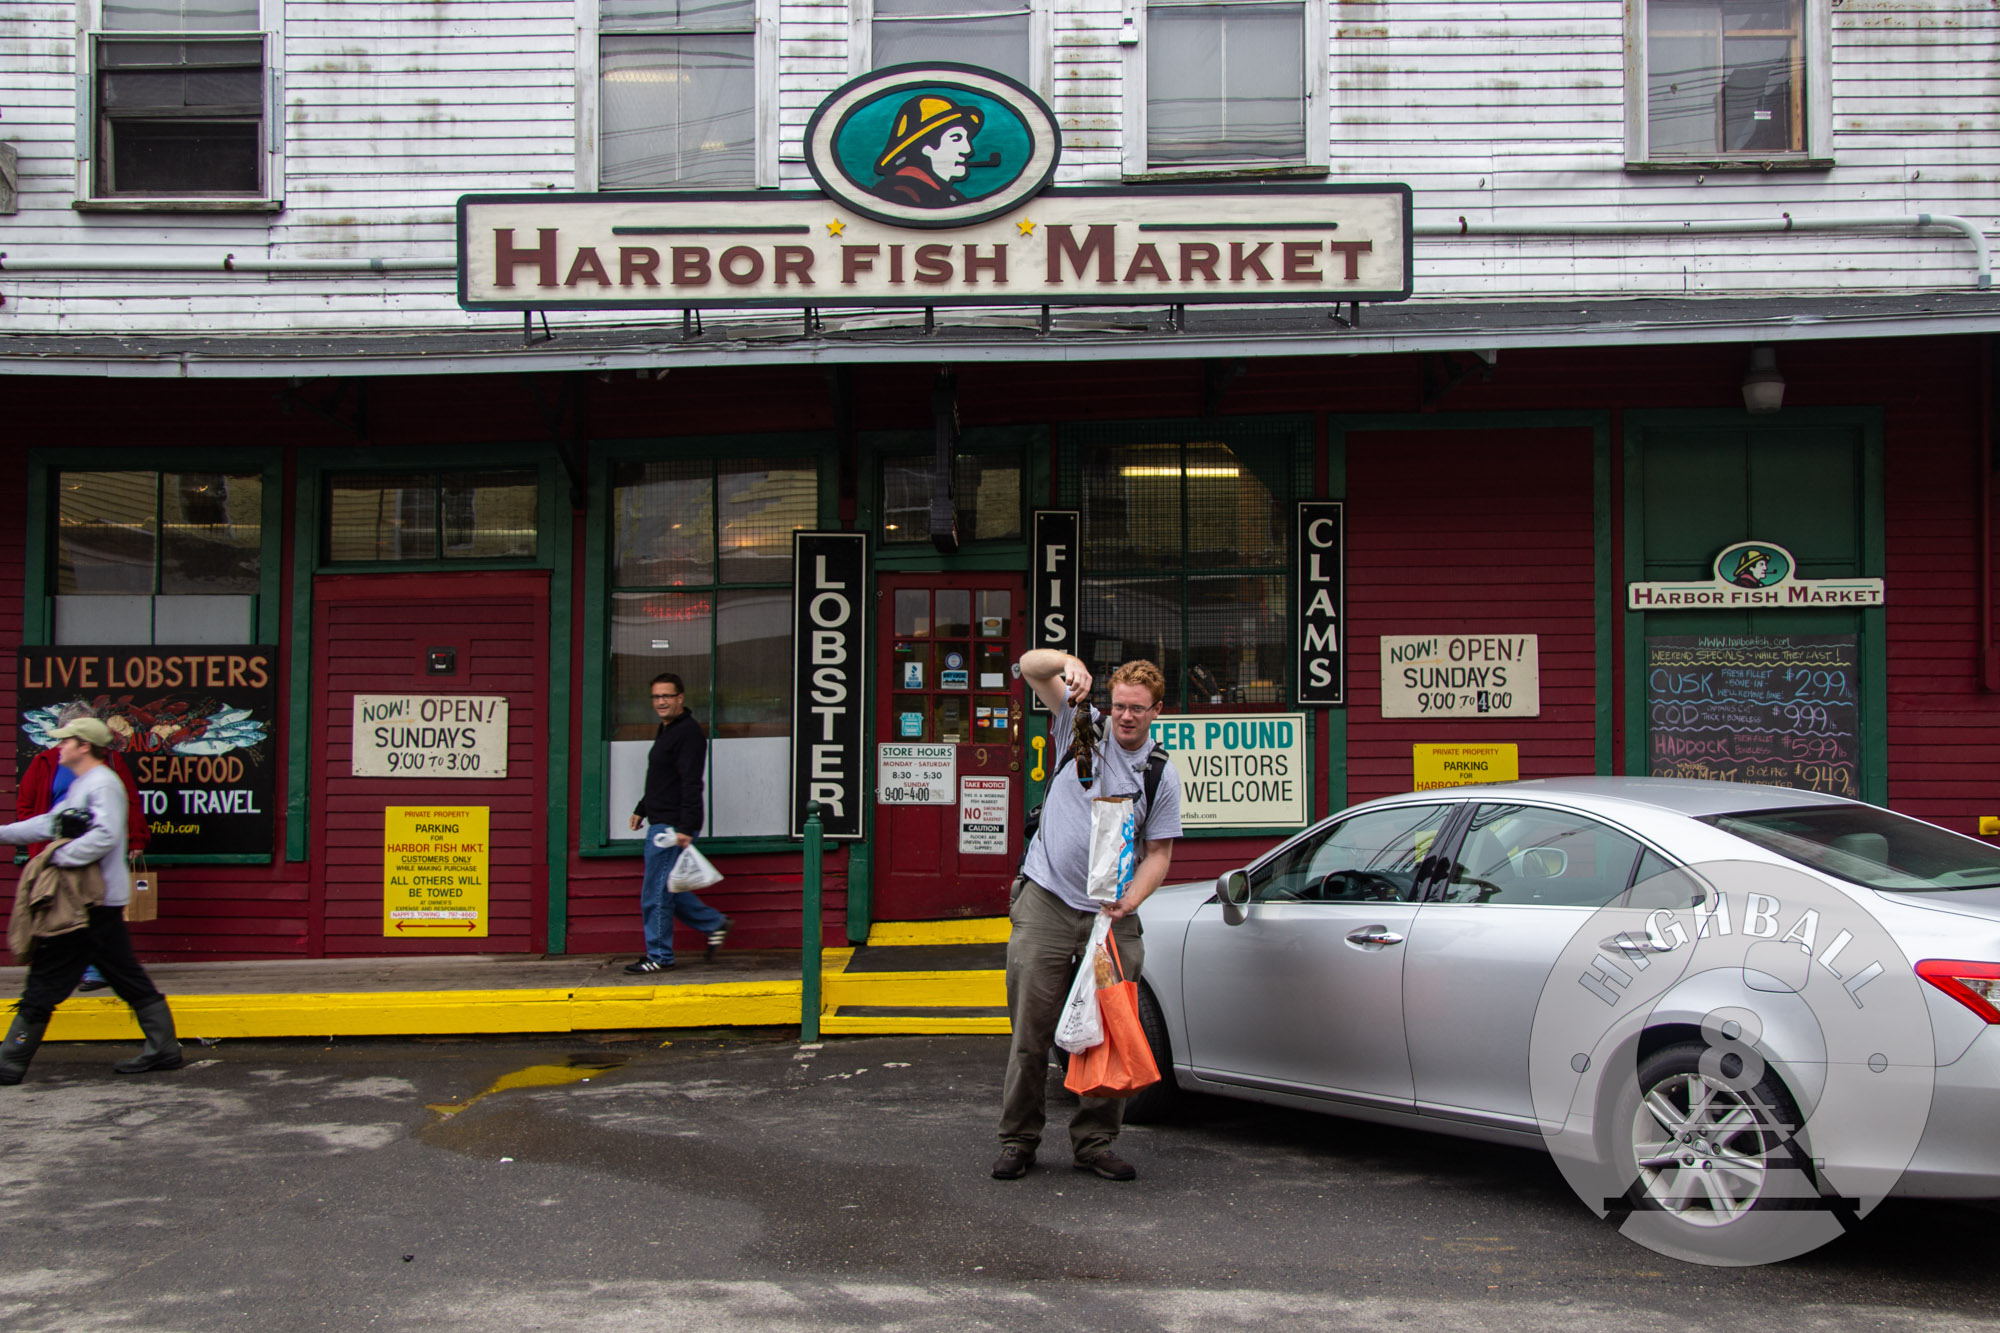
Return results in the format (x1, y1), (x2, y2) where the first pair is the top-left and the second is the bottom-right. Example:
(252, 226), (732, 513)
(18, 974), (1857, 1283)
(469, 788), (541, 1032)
(1062, 930), (1161, 1099)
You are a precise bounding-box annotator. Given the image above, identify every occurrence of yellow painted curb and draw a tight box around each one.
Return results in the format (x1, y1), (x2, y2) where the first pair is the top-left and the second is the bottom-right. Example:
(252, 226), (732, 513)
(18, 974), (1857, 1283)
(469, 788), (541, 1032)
(821, 1015), (1011, 1035)
(825, 969), (1005, 1008)
(865, 918), (1011, 946)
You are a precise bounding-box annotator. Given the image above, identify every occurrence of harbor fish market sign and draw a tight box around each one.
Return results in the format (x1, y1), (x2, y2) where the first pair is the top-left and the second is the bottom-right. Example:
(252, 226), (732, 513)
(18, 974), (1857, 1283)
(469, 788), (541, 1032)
(458, 64), (1411, 311)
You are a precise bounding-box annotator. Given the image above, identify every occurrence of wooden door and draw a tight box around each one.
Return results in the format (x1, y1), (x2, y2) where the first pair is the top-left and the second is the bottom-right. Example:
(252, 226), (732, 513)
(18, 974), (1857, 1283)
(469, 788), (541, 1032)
(310, 571), (549, 956)
(872, 573), (1027, 920)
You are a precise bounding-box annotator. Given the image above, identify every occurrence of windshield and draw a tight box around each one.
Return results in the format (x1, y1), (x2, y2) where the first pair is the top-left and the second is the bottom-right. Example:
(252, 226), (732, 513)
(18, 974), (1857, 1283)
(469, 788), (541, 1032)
(1702, 805), (2000, 893)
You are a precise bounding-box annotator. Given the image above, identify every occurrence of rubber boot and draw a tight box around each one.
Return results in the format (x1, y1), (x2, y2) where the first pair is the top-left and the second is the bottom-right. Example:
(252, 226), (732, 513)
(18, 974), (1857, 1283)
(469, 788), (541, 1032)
(0, 1013), (49, 1086)
(112, 999), (183, 1075)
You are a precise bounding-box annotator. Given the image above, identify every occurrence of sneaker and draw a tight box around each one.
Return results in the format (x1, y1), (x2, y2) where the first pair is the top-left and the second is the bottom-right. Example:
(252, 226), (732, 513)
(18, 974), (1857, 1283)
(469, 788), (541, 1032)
(704, 917), (734, 963)
(1074, 1150), (1137, 1181)
(990, 1145), (1036, 1180)
(624, 958), (675, 974)
(77, 977), (111, 993)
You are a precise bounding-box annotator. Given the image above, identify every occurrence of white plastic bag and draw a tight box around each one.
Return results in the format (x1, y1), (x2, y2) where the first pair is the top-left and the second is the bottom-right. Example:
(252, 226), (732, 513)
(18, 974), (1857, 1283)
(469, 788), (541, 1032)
(1055, 915), (1112, 1053)
(1086, 797), (1138, 903)
(668, 842), (723, 893)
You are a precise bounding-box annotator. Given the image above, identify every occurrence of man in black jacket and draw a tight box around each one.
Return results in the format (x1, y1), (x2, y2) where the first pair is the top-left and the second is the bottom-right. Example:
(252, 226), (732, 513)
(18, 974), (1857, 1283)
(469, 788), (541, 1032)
(625, 673), (732, 974)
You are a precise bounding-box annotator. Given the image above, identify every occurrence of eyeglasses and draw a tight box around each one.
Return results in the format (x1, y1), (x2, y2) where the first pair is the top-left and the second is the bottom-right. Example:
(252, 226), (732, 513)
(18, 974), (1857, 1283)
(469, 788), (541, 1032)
(651, 693), (681, 702)
(1108, 703), (1157, 716)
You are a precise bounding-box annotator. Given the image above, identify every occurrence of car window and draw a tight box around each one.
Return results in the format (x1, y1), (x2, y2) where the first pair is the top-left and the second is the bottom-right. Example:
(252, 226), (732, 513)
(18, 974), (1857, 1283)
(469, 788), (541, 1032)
(1442, 804), (1644, 908)
(1622, 848), (1707, 910)
(1703, 805), (2000, 893)
(1250, 804), (1450, 903)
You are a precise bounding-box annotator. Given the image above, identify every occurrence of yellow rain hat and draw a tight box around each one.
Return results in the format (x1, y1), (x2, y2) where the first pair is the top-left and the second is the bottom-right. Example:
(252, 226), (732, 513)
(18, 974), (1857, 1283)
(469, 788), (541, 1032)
(876, 94), (984, 172)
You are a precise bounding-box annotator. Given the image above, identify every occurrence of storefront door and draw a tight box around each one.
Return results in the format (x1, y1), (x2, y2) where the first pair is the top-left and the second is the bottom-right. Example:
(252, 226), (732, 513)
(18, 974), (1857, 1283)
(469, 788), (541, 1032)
(308, 571), (550, 956)
(872, 573), (1027, 920)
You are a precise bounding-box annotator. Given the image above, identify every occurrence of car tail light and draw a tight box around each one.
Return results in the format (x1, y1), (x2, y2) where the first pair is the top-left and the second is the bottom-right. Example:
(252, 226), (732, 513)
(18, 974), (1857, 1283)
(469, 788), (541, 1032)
(1916, 960), (2000, 1023)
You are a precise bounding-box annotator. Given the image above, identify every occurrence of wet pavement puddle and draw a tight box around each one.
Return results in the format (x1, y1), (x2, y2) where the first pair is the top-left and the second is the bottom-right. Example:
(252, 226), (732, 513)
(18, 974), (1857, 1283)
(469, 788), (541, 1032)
(425, 1053), (628, 1118)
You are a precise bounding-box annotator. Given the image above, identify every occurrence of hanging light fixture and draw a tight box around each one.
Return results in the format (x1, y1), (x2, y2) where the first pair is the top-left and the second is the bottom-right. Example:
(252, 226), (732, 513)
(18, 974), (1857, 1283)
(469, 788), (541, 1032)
(1741, 345), (1786, 414)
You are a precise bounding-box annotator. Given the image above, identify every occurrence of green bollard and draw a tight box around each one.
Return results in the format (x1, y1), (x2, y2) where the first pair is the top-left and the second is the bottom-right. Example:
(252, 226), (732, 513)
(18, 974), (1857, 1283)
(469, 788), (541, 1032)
(802, 799), (823, 1043)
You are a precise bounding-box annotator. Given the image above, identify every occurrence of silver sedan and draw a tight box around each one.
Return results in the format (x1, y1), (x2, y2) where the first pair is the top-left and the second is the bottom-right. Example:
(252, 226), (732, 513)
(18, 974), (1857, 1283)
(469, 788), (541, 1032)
(1129, 777), (2000, 1262)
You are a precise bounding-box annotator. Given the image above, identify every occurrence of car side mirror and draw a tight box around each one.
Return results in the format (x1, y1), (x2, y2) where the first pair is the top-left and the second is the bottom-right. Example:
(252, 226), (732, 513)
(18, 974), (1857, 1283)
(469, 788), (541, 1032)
(1217, 868), (1250, 926)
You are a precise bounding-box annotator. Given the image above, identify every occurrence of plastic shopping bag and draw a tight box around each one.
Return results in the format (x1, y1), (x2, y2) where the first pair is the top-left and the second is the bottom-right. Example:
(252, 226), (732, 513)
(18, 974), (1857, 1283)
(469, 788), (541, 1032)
(1085, 797), (1138, 903)
(1063, 929), (1162, 1099)
(668, 841), (724, 893)
(1054, 914), (1112, 1054)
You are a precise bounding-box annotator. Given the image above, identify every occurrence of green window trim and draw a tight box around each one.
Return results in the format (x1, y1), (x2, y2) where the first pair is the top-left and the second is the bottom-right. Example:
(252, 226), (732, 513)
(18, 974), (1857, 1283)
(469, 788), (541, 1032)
(579, 434), (838, 857)
(24, 447), (285, 868)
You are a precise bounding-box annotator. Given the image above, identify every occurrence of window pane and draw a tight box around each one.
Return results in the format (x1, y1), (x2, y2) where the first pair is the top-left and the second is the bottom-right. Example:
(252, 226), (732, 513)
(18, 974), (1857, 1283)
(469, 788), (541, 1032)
(1149, 2), (1304, 165)
(58, 470), (157, 594)
(715, 589), (792, 738)
(1445, 805), (1645, 908)
(441, 469), (538, 559)
(1078, 441), (1182, 569)
(609, 591), (713, 739)
(53, 594), (153, 644)
(327, 472), (438, 562)
(162, 470), (261, 593)
(1186, 440), (1280, 568)
(874, 14), (1030, 84)
(717, 457), (815, 583)
(1078, 575), (1182, 708)
(1649, 0), (1802, 156)
(614, 459), (714, 587)
(601, 34), (755, 188)
(882, 452), (1022, 545)
(153, 594), (254, 643)
(103, 0), (260, 30)
(104, 120), (260, 194)
(1252, 804), (1449, 902)
(602, 0), (755, 29)
(1187, 573), (1285, 706)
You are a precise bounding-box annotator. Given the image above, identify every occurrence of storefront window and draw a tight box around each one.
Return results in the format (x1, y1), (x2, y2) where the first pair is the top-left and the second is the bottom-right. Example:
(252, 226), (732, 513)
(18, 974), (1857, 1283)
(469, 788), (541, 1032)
(880, 450), (1023, 546)
(325, 468), (539, 562)
(54, 467), (263, 644)
(606, 454), (819, 838)
(1062, 420), (1305, 710)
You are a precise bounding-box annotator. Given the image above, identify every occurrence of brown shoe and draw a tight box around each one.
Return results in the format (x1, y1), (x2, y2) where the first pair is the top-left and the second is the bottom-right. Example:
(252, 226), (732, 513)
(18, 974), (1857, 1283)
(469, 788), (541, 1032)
(1074, 1149), (1136, 1181)
(990, 1145), (1035, 1180)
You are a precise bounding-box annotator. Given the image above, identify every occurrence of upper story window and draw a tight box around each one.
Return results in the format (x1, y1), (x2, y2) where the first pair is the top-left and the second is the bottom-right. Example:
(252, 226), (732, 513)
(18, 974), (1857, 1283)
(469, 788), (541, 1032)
(1628, 0), (1829, 165)
(869, 0), (1032, 86)
(91, 0), (268, 199)
(54, 468), (264, 644)
(599, 0), (758, 188)
(1127, 0), (1324, 176)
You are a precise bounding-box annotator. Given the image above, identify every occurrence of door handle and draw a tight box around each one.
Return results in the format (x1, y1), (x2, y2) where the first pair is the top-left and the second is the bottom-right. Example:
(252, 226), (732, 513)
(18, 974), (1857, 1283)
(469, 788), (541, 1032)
(1600, 933), (1675, 954)
(1346, 927), (1404, 947)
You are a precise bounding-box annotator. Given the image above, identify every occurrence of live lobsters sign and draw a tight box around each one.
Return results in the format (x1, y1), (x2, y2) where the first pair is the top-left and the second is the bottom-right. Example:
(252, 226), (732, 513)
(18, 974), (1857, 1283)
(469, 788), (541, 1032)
(458, 64), (1411, 311)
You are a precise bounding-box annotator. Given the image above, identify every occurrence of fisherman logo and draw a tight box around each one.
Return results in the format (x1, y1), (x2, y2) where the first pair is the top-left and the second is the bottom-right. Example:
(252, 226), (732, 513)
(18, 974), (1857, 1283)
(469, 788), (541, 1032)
(1718, 541), (1792, 590)
(804, 63), (1061, 229)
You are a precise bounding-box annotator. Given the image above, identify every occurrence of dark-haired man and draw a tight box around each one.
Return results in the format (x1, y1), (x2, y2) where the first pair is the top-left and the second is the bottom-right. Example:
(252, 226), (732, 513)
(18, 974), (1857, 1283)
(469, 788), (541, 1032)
(625, 673), (731, 973)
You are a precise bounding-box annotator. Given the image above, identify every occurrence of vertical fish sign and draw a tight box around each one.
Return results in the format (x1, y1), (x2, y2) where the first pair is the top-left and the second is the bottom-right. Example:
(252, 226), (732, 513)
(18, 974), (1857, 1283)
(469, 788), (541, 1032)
(792, 532), (869, 839)
(1296, 502), (1345, 706)
(1030, 510), (1080, 714)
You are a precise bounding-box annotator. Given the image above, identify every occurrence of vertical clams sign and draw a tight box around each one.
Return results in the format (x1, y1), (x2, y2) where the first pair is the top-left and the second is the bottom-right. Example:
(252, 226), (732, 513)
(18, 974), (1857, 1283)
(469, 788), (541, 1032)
(792, 533), (868, 839)
(17, 646), (277, 856)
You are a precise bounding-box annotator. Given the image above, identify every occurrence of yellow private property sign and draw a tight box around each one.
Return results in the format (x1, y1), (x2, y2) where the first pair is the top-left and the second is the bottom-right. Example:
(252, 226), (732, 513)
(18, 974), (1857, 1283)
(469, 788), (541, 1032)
(1413, 743), (1519, 791)
(383, 806), (489, 938)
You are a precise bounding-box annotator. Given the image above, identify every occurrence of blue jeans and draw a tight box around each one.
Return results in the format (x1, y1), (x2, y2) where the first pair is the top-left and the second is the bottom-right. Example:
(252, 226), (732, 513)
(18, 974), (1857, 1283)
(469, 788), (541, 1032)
(640, 825), (724, 964)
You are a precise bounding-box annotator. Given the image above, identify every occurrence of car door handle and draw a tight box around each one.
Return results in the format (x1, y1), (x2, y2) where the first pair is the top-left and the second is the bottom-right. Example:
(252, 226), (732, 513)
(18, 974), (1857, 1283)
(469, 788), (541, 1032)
(1346, 927), (1405, 947)
(1600, 933), (1674, 954)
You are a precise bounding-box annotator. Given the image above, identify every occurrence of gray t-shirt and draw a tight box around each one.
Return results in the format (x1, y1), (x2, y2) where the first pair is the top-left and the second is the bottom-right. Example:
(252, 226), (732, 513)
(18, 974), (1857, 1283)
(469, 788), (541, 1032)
(0, 763), (131, 905)
(1021, 698), (1183, 912)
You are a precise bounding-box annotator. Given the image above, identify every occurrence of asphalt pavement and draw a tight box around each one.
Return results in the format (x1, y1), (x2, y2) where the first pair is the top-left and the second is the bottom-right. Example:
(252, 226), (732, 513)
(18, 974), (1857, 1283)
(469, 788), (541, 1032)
(2, 1031), (1997, 1332)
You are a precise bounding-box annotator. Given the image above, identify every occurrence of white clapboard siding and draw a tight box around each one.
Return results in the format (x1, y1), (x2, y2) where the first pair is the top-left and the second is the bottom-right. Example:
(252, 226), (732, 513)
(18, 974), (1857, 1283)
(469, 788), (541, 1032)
(1, 0), (1996, 332)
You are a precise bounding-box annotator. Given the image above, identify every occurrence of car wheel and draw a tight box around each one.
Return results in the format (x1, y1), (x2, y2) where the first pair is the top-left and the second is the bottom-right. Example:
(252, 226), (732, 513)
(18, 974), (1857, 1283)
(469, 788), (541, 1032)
(1614, 1040), (1808, 1232)
(1121, 983), (1180, 1123)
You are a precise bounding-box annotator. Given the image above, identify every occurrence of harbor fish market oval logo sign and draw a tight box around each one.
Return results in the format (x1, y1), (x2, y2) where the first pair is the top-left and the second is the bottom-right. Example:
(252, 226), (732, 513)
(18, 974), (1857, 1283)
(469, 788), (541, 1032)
(805, 63), (1061, 229)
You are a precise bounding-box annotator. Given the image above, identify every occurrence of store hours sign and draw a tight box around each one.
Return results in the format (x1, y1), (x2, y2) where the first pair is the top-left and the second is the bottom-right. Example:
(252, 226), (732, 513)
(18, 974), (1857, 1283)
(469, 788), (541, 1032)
(351, 695), (509, 778)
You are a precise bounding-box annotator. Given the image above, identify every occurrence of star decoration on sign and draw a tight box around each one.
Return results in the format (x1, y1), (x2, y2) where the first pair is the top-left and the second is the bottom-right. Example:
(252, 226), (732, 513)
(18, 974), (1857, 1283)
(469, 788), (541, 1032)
(1017, 218), (1035, 236)
(827, 218), (846, 236)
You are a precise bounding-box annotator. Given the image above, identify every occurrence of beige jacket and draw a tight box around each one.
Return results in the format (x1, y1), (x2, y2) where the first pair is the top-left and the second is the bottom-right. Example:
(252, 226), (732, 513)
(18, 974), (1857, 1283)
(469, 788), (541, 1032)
(7, 838), (105, 963)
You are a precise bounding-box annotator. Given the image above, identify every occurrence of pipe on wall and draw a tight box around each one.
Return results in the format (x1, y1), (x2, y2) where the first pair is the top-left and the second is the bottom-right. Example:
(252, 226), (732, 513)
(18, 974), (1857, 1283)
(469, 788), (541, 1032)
(1415, 214), (1994, 290)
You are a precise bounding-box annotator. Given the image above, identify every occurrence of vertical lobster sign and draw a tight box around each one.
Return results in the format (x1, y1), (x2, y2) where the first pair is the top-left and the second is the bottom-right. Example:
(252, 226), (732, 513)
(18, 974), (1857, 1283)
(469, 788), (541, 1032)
(1029, 510), (1081, 713)
(1296, 502), (1345, 706)
(792, 532), (868, 839)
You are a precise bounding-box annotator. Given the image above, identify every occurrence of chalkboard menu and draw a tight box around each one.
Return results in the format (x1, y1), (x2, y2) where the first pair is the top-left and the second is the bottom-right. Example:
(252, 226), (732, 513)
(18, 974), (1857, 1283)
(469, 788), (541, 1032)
(1646, 635), (1859, 798)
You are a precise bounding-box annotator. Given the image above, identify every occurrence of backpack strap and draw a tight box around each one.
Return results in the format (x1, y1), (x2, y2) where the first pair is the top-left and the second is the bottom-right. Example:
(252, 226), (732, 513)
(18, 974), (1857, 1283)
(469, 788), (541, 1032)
(1137, 747), (1169, 835)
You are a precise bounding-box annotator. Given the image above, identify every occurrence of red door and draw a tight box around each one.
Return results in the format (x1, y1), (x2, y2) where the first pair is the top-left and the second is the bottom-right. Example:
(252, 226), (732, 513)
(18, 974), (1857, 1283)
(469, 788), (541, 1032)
(309, 571), (549, 956)
(872, 573), (1027, 920)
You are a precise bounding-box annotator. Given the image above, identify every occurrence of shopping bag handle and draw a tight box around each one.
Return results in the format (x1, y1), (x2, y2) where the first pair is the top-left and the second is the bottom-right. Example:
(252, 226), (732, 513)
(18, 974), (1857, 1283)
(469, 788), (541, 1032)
(1103, 923), (1128, 985)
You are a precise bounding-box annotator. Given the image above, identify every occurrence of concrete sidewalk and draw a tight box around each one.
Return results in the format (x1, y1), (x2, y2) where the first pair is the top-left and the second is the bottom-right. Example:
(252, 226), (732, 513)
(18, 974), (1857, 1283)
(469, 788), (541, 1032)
(0, 919), (1010, 1042)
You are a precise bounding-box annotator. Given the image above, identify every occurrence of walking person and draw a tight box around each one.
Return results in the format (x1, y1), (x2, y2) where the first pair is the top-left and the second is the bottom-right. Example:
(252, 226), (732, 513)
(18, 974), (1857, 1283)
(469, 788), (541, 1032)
(993, 651), (1182, 1182)
(0, 717), (183, 1085)
(625, 673), (731, 974)
(16, 726), (150, 993)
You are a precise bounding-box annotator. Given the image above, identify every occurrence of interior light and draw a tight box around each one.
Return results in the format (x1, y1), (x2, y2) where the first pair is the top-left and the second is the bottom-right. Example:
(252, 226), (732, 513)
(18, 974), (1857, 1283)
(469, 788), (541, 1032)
(1119, 466), (1240, 478)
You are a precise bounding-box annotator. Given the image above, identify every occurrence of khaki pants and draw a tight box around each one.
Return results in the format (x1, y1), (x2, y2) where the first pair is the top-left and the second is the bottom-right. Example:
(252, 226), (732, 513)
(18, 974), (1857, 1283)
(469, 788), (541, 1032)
(998, 878), (1144, 1159)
